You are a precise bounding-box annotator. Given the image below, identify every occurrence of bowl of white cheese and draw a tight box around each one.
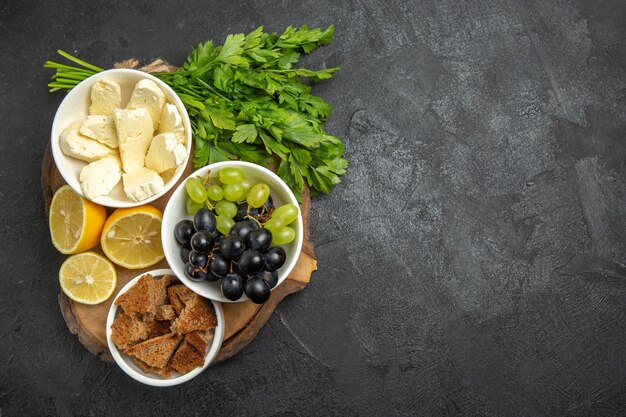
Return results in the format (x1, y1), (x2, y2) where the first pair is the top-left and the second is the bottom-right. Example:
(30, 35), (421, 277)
(50, 69), (192, 208)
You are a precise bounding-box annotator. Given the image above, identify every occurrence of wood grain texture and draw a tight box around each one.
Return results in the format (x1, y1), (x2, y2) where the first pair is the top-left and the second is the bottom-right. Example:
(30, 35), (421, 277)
(41, 145), (316, 364)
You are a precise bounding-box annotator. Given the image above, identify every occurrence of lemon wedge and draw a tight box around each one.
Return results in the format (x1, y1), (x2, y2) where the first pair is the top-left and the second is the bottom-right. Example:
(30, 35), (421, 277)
(49, 185), (107, 254)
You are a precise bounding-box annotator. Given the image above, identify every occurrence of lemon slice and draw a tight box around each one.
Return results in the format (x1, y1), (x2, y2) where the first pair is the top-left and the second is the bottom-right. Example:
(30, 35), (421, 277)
(59, 252), (117, 304)
(100, 205), (164, 269)
(49, 185), (107, 254)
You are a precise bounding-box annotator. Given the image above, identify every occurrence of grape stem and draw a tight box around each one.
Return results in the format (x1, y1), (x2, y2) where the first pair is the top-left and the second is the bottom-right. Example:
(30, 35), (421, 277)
(204, 199), (215, 210)
(194, 247), (220, 275)
(202, 171), (212, 187)
(194, 264), (208, 274)
(245, 215), (263, 229)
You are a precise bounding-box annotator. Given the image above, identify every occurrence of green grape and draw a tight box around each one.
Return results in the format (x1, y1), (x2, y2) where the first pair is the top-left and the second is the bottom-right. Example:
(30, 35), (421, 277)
(185, 178), (206, 203)
(224, 183), (244, 202)
(219, 167), (245, 184)
(239, 178), (253, 194)
(271, 204), (299, 225)
(272, 226), (296, 245)
(215, 200), (237, 218)
(186, 197), (203, 215)
(264, 217), (284, 233)
(206, 184), (224, 201)
(216, 215), (235, 235)
(246, 183), (270, 208)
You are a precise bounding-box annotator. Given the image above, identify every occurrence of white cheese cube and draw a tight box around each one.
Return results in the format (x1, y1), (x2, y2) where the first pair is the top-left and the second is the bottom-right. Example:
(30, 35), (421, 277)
(59, 122), (117, 162)
(113, 108), (153, 172)
(89, 79), (121, 116)
(79, 116), (118, 148)
(158, 103), (185, 144)
(123, 167), (164, 202)
(145, 133), (187, 174)
(79, 156), (122, 200)
(126, 79), (166, 130)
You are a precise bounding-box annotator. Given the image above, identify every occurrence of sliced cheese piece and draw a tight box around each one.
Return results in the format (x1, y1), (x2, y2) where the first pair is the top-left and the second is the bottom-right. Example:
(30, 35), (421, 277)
(123, 167), (164, 202)
(145, 133), (187, 174)
(127, 79), (166, 130)
(158, 103), (185, 144)
(79, 115), (118, 148)
(59, 122), (117, 162)
(113, 108), (153, 172)
(79, 156), (122, 200)
(89, 79), (121, 116)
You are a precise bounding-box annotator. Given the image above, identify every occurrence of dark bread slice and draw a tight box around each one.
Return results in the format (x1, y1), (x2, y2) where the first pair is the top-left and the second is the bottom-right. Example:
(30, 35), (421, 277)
(147, 320), (172, 339)
(169, 339), (205, 374)
(167, 285), (195, 315)
(153, 275), (173, 306)
(115, 274), (154, 318)
(111, 313), (152, 350)
(155, 304), (176, 321)
(171, 294), (216, 335)
(124, 333), (182, 369)
(185, 331), (210, 355)
(132, 357), (175, 378)
(115, 274), (172, 320)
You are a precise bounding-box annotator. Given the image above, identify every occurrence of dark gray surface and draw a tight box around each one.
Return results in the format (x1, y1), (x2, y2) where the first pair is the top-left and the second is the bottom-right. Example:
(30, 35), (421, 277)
(1, 0), (625, 416)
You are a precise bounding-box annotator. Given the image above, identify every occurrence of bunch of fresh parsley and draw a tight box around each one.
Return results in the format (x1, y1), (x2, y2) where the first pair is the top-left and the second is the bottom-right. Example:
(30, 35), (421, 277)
(45, 25), (347, 200)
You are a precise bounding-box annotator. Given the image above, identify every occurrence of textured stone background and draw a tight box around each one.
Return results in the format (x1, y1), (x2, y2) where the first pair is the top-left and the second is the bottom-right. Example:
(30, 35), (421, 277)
(1, 0), (625, 416)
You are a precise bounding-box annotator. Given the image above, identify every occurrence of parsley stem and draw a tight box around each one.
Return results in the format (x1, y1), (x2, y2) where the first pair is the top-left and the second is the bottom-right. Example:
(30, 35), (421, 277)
(43, 62), (96, 74)
(48, 84), (78, 91)
(56, 49), (104, 72)
(48, 81), (78, 87)
(53, 78), (82, 85)
(195, 78), (230, 102)
(51, 73), (92, 81)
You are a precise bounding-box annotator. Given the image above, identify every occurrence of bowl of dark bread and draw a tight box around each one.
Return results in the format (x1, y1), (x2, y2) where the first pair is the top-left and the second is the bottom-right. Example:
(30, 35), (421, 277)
(106, 269), (224, 386)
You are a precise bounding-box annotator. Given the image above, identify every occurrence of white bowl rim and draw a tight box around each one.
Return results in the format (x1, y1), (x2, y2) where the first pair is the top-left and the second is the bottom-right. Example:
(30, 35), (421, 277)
(162, 160), (304, 302)
(105, 268), (225, 387)
(50, 68), (193, 208)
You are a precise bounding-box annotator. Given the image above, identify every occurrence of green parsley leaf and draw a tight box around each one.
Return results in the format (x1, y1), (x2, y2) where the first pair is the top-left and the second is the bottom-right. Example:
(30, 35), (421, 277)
(203, 107), (236, 130)
(232, 124), (258, 143)
(217, 34), (248, 67)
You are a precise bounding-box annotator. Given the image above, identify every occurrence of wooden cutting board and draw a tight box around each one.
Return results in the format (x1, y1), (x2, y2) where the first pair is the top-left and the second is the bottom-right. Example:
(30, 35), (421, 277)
(41, 145), (317, 363)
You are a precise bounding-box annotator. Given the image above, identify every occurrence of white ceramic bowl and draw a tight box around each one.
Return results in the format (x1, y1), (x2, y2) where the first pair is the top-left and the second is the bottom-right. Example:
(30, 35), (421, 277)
(50, 69), (192, 208)
(162, 161), (304, 302)
(106, 269), (224, 387)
